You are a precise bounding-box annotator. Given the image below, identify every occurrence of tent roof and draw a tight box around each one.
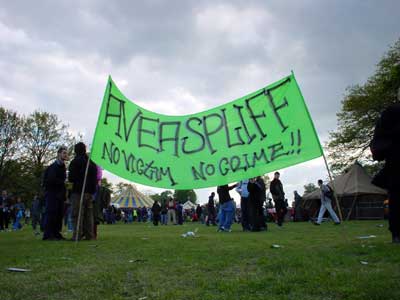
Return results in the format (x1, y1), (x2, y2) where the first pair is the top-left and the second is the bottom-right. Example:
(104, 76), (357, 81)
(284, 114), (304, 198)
(182, 200), (196, 210)
(112, 185), (154, 208)
(303, 163), (387, 200)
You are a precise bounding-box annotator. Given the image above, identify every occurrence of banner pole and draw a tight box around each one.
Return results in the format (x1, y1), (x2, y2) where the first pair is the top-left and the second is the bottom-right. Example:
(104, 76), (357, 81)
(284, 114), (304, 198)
(321, 153), (344, 222)
(75, 151), (92, 243)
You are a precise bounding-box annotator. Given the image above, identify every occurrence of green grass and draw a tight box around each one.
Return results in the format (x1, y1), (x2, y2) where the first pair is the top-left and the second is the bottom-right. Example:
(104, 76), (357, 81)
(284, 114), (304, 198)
(1, 221), (399, 300)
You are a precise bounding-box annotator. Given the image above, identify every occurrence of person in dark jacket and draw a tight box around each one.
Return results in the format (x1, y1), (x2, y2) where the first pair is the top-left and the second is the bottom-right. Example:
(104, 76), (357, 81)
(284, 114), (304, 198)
(68, 142), (98, 241)
(31, 195), (42, 235)
(0, 190), (11, 231)
(217, 184), (236, 232)
(248, 177), (267, 231)
(42, 146), (68, 240)
(206, 192), (217, 226)
(270, 172), (286, 227)
(151, 201), (161, 226)
(195, 204), (202, 223)
(370, 91), (400, 243)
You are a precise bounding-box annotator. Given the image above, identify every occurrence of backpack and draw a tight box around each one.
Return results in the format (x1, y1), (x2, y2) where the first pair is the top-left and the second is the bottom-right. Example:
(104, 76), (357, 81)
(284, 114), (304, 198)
(324, 185), (334, 199)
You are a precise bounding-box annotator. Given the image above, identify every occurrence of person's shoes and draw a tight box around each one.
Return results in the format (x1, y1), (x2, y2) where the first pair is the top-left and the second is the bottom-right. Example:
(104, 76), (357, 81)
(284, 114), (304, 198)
(217, 227), (225, 232)
(392, 236), (400, 244)
(334, 222), (341, 225)
(313, 222), (321, 226)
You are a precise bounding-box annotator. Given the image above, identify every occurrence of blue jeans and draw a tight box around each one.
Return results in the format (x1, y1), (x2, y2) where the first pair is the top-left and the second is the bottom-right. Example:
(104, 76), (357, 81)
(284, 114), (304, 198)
(161, 214), (167, 225)
(219, 200), (235, 230)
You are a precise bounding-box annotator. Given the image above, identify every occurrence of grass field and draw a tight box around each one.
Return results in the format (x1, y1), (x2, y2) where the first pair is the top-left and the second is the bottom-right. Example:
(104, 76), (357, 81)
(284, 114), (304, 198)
(1, 221), (399, 300)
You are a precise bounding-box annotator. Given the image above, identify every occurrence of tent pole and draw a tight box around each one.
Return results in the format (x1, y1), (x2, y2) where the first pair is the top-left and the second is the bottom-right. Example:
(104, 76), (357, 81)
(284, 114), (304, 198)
(322, 153), (344, 222)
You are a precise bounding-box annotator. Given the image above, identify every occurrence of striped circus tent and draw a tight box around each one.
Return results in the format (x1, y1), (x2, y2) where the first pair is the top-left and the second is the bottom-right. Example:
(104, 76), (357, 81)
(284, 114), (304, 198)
(112, 185), (154, 208)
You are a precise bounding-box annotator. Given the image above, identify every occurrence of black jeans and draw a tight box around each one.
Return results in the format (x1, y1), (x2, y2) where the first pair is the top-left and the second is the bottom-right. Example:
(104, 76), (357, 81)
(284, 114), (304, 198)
(0, 210), (10, 230)
(240, 197), (250, 230)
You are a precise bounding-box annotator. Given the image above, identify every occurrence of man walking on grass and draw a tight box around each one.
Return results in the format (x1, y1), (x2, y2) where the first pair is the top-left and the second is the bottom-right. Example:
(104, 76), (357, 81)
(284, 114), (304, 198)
(314, 179), (340, 225)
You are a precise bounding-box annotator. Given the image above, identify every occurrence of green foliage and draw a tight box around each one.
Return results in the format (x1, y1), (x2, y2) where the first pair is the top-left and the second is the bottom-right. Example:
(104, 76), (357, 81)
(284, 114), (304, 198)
(328, 38), (400, 173)
(303, 183), (318, 194)
(150, 190), (173, 205)
(173, 189), (197, 204)
(114, 182), (132, 195)
(22, 111), (71, 168)
(0, 107), (23, 185)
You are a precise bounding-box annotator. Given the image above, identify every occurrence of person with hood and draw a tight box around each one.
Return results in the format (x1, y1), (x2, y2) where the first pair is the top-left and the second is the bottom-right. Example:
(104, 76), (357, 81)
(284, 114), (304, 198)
(68, 142), (98, 241)
(248, 177), (267, 231)
(42, 146), (68, 240)
(370, 88), (400, 243)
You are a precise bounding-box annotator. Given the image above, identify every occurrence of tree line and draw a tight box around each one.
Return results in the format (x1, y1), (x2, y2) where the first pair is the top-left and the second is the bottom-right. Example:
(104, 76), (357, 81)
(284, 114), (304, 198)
(0, 108), (80, 205)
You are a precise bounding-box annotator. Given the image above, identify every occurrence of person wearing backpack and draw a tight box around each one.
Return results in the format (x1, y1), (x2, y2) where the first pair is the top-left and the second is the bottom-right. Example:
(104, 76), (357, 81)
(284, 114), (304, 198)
(314, 179), (340, 225)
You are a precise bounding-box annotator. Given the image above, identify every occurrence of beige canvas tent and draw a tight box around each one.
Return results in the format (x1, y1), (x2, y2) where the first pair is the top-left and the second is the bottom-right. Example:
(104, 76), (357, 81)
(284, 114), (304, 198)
(302, 163), (387, 220)
(183, 200), (196, 210)
(112, 185), (154, 208)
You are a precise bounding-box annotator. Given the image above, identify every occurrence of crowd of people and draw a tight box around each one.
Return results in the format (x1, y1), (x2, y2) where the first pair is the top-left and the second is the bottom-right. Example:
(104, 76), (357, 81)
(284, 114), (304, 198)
(0, 143), (111, 241)
(1, 142), (345, 239)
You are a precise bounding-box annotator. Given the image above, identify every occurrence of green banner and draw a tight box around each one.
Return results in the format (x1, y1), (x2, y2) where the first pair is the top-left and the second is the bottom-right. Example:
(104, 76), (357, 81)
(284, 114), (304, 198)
(91, 73), (323, 189)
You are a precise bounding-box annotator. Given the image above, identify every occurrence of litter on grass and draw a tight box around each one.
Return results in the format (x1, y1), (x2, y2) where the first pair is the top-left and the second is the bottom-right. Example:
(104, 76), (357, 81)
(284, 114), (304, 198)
(7, 268), (31, 272)
(182, 228), (199, 238)
(271, 244), (282, 248)
(129, 259), (147, 263)
(182, 231), (196, 238)
(357, 235), (376, 239)
(360, 261), (369, 265)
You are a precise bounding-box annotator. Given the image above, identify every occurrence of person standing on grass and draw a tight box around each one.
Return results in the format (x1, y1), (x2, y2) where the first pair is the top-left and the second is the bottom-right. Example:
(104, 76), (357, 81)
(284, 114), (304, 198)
(160, 202), (168, 225)
(270, 172), (286, 227)
(196, 204), (202, 223)
(167, 197), (177, 225)
(248, 177), (267, 231)
(370, 89), (400, 243)
(68, 142), (98, 241)
(152, 201), (161, 226)
(13, 197), (25, 230)
(206, 192), (217, 226)
(217, 184), (236, 232)
(42, 146), (68, 240)
(236, 179), (250, 231)
(31, 195), (42, 235)
(0, 190), (11, 232)
(314, 180), (340, 225)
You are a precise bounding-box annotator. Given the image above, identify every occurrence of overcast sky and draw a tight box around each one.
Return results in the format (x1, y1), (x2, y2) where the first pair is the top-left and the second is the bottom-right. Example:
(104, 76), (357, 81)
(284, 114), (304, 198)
(1, 0), (399, 204)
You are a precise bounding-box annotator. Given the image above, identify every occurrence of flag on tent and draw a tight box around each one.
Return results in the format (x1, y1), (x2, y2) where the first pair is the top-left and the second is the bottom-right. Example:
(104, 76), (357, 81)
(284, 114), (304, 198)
(91, 72), (323, 189)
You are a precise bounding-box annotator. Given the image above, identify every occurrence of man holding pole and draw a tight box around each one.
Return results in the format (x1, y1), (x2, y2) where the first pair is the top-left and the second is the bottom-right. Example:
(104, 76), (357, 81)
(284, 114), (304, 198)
(69, 142), (98, 241)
